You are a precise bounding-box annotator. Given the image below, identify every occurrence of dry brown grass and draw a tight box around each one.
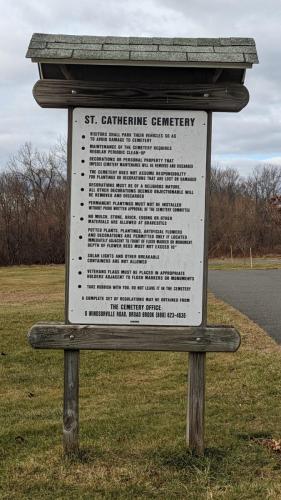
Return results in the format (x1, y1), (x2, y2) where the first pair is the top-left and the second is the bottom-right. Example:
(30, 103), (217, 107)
(208, 292), (279, 354)
(1, 265), (281, 499)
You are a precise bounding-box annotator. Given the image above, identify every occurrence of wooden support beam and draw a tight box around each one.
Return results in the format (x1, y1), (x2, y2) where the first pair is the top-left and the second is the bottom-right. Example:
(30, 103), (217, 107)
(187, 111), (212, 455)
(33, 80), (249, 112)
(212, 68), (223, 83)
(188, 352), (206, 454)
(60, 64), (74, 80)
(63, 349), (79, 454)
(63, 107), (80, 456)
(28, 323), (240, 352)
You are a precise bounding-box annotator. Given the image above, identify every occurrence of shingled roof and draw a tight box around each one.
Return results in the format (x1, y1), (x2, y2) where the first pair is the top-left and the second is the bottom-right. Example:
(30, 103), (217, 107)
(26, 34), (258, 68)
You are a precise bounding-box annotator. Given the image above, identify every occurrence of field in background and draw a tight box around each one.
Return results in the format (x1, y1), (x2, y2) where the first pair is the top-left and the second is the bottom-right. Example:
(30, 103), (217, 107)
(1, 265), (281, 499)
(209, 256), (281, 270)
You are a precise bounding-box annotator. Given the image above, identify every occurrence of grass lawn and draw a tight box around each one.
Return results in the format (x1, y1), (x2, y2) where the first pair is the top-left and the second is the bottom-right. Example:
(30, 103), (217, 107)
(209, 256), (281, 270)
(1, 265), (281, 499)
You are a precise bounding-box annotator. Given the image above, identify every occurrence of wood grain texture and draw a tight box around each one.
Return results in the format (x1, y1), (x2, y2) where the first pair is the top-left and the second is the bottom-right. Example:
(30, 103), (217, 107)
(187, 112), (212, 455)
(33, 80), (249, 112)
(63, 108), (80, 456)
(187, 352), (206, 454)
(63, 350), (79, 455)
(28, 324), (240, 352)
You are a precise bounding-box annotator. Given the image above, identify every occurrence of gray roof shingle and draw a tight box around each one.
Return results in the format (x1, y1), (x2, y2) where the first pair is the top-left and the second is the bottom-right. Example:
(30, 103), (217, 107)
(26, 33), (258, 67)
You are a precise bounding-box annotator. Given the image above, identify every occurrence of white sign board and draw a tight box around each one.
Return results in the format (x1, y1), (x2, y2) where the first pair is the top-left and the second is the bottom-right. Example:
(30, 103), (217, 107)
(68, 108), (207, 326)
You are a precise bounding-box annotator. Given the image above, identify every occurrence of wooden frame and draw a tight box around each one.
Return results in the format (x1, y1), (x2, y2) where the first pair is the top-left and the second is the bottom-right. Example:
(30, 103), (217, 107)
(26, 84), (245, 458)
(28, 323), (240, 352)
(187, 110), (211, 453)
(33, 80), (249, 112)
(24, 31), (261, 461)
(63, 108), (79, 454)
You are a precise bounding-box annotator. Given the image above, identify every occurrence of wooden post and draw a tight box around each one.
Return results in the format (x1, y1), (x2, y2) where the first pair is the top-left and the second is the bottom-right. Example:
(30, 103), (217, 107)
(250, 247), (253, 268)
(63, 107), (80, 455)
(63, 349), (79, 454)
(230, 245), (233, 264)
(187, 112), (212, 454)
(187, 352), (206, 454)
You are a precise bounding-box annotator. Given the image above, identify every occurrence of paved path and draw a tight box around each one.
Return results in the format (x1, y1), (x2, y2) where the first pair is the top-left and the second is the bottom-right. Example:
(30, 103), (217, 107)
(208, 269), (281, 344)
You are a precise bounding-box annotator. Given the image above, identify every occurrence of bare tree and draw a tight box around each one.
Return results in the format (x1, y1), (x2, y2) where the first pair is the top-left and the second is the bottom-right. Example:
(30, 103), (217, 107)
(0, 140), (67, 265)
(0, 145), (280, 265)
(209, 163), (281, 257)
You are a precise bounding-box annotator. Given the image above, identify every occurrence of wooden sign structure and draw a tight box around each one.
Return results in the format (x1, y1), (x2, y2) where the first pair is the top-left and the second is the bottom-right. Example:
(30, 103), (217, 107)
(26, 34), (258, 455)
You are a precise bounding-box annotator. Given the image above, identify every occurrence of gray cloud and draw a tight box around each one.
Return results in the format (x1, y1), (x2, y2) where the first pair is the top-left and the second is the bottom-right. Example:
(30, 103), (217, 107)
(0, 0), (280, 175)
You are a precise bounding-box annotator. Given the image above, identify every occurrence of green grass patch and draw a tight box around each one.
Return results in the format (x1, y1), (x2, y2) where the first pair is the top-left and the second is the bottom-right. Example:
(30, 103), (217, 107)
(1, 265), (281, 499)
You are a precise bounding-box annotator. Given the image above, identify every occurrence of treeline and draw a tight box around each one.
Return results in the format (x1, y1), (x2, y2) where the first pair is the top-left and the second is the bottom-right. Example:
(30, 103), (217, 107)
(0, 142), (67, 265)
(209, 164), (281, 256)
(0, 141), (280, 265)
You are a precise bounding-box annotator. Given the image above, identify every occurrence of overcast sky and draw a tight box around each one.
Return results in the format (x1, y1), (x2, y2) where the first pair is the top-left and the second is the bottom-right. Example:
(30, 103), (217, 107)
(1, 0), (281, 176)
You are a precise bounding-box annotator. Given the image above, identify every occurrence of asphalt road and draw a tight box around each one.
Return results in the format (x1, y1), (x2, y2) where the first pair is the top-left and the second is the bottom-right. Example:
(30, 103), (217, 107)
(208, 269), (281, 344)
